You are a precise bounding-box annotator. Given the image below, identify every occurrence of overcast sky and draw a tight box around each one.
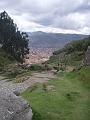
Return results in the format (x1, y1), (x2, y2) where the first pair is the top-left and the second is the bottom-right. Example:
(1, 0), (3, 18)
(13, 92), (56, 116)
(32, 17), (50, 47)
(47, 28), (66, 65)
(0, 0), (90, 34)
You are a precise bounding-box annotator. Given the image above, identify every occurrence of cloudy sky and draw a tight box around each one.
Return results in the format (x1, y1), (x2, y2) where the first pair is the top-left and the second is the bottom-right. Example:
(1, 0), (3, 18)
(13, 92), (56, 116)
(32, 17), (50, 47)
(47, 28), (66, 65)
(0, 0), (90, 34)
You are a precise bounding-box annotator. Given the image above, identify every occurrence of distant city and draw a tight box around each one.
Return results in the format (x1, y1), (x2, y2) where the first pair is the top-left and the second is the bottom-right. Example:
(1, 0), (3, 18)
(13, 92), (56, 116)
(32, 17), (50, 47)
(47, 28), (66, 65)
(25, 47), (56, 64)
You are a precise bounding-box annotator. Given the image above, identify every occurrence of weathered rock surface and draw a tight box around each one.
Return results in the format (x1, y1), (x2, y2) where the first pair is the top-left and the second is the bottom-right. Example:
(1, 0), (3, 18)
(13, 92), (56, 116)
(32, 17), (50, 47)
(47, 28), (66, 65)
(0, 91), (32, 120)
(84, 46), (90, 66)
(0, 72), (54, 120)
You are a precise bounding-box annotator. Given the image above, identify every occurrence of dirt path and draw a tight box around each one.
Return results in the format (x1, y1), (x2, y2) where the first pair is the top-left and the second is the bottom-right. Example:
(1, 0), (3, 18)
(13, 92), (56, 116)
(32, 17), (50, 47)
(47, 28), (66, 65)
(0, 71), (55, 94)
(0, 67), (55, 120)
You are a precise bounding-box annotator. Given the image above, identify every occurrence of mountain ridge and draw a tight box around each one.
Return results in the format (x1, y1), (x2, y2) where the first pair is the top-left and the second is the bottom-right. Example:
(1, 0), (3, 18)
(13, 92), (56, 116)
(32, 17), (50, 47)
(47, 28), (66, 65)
(27, 31), (88, 48)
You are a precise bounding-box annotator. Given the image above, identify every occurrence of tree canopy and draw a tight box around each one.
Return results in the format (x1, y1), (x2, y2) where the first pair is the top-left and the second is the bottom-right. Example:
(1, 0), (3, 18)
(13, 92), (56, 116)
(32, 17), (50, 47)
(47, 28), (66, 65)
(0, 11), (29, 63)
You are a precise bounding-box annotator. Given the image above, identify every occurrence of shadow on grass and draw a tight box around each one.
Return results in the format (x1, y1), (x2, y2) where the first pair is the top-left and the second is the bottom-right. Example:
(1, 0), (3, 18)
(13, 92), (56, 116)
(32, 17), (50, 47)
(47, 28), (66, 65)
(66, 91), (80, 101)
(32, 109), (42, 120)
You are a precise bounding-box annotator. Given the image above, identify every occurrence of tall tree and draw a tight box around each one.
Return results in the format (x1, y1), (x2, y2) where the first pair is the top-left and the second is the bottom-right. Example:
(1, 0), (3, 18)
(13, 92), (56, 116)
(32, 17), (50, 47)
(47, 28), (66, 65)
(0, 11), (29, 63)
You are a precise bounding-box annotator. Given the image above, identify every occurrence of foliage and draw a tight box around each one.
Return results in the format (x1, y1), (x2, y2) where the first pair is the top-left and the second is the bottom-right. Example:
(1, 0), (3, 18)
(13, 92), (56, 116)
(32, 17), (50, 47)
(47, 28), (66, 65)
(0, 48), (15, 71)
(6, 68), (32, 82)
(42, 83), (47, 92)
(29, 64), (45, 71)
(48, 36), (90, 68)
(53, 36), (90, 55)
(28, 85), (38, 92)
(0, 11), (29, 63)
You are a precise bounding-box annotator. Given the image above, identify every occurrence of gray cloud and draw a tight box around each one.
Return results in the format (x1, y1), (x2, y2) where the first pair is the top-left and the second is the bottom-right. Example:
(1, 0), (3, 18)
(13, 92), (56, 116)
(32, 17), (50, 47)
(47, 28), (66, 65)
(0, 0), (90, 34)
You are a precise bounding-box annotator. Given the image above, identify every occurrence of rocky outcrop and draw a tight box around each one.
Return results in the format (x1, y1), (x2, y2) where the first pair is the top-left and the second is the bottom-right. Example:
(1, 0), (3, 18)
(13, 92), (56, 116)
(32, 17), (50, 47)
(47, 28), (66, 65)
(0, 91), (32, 120)
(84, 46), (90, 66)
(0, 71), (54, 120)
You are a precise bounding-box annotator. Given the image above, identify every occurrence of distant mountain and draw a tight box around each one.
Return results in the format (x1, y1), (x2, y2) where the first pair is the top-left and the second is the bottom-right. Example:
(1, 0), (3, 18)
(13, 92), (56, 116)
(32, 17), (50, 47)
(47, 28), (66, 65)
(27, 31), (88, 48)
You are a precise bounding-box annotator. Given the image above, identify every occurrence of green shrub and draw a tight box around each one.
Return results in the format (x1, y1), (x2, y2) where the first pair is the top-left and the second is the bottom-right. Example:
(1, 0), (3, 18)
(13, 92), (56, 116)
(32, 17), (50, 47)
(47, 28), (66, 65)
(7, 69), (20, 78)
(29, 64), (45, 71)
(44, 64), (53, 71)
(43, 83), (47, 92)
(27, 85), (37, 92)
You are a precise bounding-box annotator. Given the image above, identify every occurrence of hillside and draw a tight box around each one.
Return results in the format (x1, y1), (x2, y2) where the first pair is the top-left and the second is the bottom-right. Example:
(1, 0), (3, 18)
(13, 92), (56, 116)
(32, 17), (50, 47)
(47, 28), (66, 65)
(28, 31), (87, 48)
(47, 36), (90, 68)
(21, 35), (90, 120)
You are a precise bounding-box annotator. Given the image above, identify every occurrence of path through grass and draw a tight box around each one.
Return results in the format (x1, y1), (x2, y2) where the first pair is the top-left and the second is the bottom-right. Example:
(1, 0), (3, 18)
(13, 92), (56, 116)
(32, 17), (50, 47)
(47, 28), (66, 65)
(21, 67), (90, 120)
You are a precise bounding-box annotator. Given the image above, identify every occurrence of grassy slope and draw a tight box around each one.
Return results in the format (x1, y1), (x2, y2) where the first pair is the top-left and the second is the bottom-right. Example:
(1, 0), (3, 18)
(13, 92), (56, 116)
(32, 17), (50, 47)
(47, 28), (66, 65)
(47, 51), (84, 68)
(0, 48), (32, 82)
(21, 67), (90, 120)
(0, 48), (14, 68)
(47, 36), (90, 67)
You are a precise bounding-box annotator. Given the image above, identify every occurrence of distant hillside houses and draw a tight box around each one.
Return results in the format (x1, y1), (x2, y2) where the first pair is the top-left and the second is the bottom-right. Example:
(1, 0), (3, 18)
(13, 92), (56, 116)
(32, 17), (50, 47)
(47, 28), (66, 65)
(84, 46), (90, 66)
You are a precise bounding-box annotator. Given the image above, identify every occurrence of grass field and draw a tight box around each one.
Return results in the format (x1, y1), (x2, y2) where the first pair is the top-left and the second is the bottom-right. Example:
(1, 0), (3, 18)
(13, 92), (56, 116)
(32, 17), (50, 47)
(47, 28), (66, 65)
(21, 67), (90, 120)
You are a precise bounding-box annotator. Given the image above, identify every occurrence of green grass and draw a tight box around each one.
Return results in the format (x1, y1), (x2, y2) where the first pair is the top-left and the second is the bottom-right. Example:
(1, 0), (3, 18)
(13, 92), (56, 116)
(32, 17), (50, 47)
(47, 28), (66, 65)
(21, 67), (90, 120)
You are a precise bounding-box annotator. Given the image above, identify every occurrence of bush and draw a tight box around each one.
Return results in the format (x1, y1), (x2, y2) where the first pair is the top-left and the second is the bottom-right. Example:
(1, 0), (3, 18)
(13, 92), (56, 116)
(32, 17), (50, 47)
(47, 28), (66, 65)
(43, 83), (47, 92)
(29, 64), (45, 71)
(79, 73), (86, 81)
(29, 85), (38, 92)
(44, 64), (53, 71)
(29, 64), (41, 71)
(7, 69), (20, 78)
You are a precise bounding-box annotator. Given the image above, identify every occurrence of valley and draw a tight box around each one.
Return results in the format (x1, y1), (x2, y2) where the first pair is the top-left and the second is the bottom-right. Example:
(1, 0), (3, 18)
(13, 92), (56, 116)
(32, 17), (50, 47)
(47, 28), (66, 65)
(0, 0), (90, 119)
(25, 32), (88, 65)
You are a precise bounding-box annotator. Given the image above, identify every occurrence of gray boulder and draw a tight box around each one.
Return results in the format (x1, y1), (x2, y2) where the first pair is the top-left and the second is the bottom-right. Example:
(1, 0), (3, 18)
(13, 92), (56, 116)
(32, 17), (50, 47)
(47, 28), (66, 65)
(0, 91), (32, 120)
(84, 46), (90, 66)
